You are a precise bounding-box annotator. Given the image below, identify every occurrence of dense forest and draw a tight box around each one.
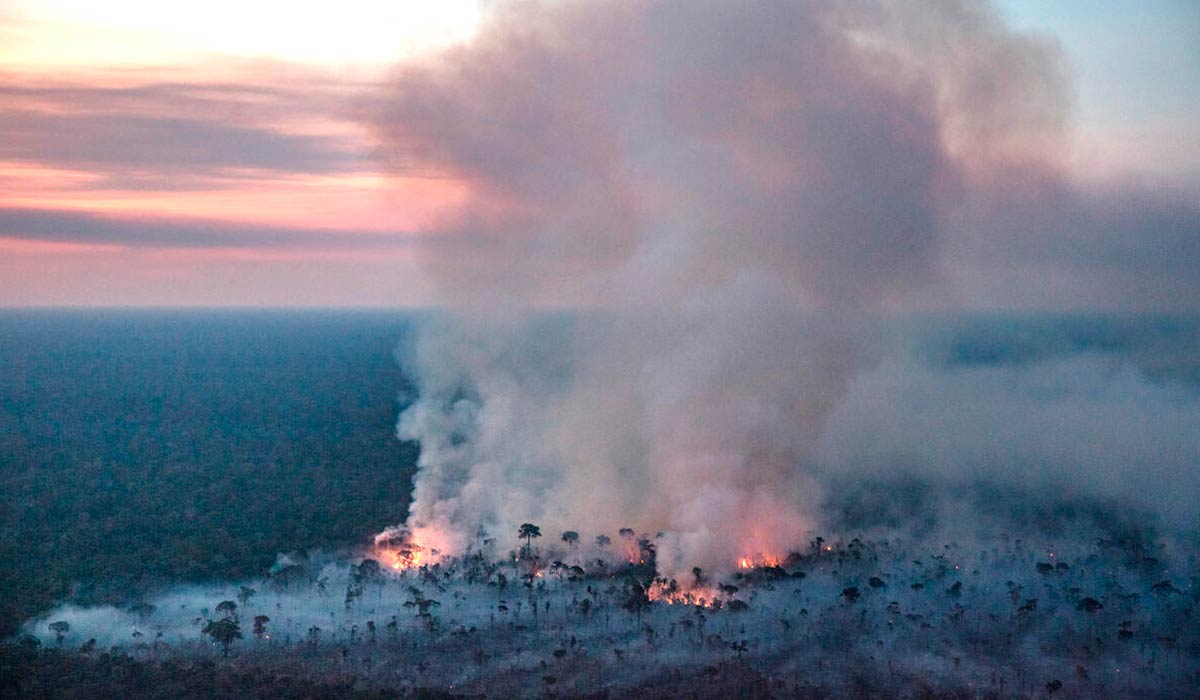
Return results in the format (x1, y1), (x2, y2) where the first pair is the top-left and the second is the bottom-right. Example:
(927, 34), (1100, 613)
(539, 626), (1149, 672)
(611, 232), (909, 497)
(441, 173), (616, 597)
(0, 311), (420, 639)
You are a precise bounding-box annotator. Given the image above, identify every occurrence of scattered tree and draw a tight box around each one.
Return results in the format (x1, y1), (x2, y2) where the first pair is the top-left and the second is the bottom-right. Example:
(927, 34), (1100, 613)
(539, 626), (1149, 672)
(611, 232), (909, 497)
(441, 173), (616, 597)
(356, 559), (382, 582)
(252, 615), (270, 639)
(49, 620), (70, 646)
(202, 618), (242, 656)
(622, 580), (651, 622)
(215, 600), (238, 620)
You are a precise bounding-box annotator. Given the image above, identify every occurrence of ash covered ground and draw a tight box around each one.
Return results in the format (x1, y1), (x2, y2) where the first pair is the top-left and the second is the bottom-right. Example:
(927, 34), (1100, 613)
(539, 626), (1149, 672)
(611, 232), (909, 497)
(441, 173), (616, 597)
(23, 490), (1199, 699)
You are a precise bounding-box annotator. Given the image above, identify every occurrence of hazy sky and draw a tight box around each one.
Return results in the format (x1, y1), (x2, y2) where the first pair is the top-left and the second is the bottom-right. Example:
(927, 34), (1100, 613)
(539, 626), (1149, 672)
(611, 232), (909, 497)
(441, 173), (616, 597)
(0, 0), (1196, 307)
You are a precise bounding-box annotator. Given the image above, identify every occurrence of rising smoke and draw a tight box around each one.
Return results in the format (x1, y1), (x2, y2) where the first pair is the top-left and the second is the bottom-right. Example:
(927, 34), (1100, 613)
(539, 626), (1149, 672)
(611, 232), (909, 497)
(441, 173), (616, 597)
(371, 0), (1196, 579)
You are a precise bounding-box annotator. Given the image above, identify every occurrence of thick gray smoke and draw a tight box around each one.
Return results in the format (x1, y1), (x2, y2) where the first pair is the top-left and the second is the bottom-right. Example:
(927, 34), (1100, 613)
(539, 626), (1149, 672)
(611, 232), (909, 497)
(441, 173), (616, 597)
(370, 0), (1187, 578)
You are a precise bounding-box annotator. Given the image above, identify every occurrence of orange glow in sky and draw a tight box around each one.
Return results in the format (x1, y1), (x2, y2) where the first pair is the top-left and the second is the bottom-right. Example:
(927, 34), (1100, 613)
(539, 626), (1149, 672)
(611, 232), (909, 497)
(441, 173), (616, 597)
(1, 1), (1195, 307)
(0, 2), (485, 305)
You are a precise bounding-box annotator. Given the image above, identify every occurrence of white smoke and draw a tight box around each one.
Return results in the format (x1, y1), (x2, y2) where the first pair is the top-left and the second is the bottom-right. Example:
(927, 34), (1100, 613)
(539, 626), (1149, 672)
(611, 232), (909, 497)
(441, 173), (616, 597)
(371, 0), (1173, 579)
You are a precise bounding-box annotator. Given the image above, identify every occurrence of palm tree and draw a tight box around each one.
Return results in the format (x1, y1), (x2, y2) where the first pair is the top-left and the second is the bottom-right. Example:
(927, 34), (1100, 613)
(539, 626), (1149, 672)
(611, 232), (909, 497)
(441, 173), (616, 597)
(518, 523), (542, 556)
(561, 530), (580, 548)
(215, 600), (238, 620)
(622, 580), (651, 622)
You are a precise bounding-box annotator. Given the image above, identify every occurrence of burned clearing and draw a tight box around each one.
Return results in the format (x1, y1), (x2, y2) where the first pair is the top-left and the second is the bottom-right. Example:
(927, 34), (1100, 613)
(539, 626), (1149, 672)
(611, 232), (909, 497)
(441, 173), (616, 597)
(24, 520), (1199, 698)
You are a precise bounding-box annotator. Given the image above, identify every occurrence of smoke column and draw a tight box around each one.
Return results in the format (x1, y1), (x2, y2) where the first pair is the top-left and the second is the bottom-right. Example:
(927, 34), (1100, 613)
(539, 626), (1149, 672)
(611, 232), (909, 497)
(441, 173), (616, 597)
(372, 0), (1070, 578)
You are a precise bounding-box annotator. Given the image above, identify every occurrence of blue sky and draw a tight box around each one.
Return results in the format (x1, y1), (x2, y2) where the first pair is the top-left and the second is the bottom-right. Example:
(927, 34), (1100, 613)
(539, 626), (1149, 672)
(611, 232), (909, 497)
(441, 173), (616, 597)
(999, 0), (1199, 185)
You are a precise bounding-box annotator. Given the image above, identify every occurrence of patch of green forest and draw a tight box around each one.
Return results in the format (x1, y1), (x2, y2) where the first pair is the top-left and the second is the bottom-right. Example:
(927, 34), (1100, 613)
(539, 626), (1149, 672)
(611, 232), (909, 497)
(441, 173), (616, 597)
(0, 311), (419, 638)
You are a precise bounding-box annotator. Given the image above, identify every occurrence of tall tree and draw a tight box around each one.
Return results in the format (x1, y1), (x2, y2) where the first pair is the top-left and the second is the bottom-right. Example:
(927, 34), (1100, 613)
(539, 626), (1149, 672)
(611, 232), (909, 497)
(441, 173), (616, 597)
(215, 600), (238, 620)
(518, 523), (542, 556)
(202, 618), (242, 656)
(252, 615), (270, 639)
(48, 620), (70, 646)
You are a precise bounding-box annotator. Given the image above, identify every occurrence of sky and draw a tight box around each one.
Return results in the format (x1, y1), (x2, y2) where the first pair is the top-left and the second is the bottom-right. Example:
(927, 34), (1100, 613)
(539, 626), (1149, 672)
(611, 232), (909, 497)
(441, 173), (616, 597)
(0, 0), (1196, 308)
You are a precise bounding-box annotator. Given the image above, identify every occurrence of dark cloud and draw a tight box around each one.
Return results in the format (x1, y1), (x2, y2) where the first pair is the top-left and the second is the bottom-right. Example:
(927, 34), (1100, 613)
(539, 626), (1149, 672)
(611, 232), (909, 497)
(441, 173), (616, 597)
(0, 110), (363, 175)
(0, 73), (375, 178)
(0, 207), (443, 251)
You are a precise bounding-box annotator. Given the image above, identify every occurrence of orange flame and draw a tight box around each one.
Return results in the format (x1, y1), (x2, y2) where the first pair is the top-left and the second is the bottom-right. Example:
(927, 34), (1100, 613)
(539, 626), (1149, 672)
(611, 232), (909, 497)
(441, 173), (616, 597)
(373, 527), (431, 571)
(379, 545), (424, 571)
(388, 549), (427, 571)
(647, 582), (721, 607)
(737, 553), (781, 569)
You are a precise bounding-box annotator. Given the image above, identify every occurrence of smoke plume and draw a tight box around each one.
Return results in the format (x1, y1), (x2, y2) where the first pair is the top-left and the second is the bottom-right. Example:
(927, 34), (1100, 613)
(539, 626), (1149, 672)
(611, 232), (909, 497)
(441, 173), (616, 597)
(370, 0), (1177, 578)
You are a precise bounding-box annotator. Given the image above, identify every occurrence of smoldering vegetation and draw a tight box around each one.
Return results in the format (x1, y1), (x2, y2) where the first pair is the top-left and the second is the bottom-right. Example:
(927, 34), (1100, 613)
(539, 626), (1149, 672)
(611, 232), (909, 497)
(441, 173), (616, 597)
(21, 508), (1198, 698)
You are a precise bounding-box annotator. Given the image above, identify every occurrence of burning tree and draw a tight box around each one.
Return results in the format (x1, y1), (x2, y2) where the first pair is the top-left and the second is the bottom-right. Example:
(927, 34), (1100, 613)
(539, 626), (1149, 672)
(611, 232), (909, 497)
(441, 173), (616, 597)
(376, 528), (425, 569)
